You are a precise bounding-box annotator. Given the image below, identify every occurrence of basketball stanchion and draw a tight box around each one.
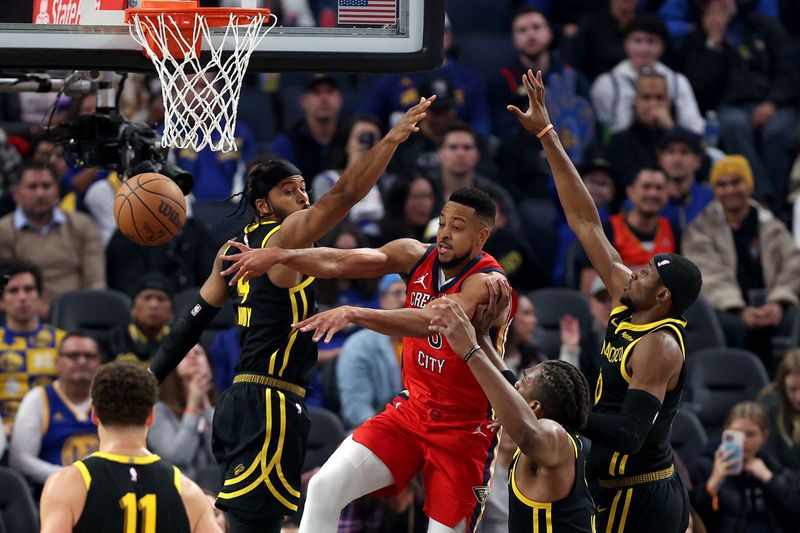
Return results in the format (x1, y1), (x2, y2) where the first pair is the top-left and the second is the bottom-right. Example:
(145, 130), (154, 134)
(125, 0), (276, 152)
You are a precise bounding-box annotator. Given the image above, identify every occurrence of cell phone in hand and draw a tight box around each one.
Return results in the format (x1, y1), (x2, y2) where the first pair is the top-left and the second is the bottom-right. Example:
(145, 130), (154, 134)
(721, 429), (745, 474)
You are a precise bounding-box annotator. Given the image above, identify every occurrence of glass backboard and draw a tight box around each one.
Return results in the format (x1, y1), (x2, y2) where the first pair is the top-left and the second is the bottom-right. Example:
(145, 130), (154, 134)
(0, 0), (443, 73)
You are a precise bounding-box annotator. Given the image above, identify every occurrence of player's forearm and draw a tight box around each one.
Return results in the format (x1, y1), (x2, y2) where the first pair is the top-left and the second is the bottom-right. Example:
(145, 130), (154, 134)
(277, 247), (388, 279)
(333, 137), (398, 207)
(477, 334), (511, 372)
(347, 307), (431, 338)
(538, 130), (602, 234)
(466, 351), (546, 451)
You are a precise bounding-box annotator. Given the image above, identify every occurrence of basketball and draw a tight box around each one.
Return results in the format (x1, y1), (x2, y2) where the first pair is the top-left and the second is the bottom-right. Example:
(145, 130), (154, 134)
(114, 173), (187, 246)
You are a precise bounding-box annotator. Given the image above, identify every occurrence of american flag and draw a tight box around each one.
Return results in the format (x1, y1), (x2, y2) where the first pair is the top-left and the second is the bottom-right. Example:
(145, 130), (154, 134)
(338, 0), (397, 25)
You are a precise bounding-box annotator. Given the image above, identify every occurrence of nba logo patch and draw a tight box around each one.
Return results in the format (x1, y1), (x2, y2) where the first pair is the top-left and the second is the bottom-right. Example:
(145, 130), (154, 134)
(472, 486), (489, 506)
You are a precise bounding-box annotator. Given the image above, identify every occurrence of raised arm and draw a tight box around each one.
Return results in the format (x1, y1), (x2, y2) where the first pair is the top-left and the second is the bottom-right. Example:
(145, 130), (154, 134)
(429, 295), (571, 468)
(272, 98), (433, 249)
(220, 238), (428, 286)
(509, 70), (630, 301)
(149, 246), (229, 382)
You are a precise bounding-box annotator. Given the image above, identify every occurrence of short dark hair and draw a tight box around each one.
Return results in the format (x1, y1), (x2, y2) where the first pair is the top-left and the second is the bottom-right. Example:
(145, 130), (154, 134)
(0, 261), (43, 295)
(625, 15), (668, 43)
(13, 161), (57, 186)
(59, 330), (100, 354)
(530, 360), (590, 432)
(245, 159), (303, 212)
(630, 167), (666, 185)
(91, 362), (158, 427)
(511, 5), (548, 26)
(448, 187), (496, 227)
(441, 122), (478, 148)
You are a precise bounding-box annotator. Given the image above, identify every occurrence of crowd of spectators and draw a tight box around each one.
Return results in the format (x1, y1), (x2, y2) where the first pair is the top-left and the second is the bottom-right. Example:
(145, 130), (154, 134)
(0, 0), (799, 530)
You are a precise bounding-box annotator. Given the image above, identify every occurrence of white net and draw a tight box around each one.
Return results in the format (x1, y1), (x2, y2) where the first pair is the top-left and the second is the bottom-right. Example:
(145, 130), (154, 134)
(128, 10), (276, 152)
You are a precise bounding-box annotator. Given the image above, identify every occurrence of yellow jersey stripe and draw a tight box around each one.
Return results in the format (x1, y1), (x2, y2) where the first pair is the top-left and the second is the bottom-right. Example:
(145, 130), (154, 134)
(173, 466), (182, 495)
(73, 460), (91, 490)
(605, 489), (623, 533)
(608, 452), (620, 477)
(90, 452), (161, 465)
(619, 455), (629, 475)
(617, 489), (633, 532)
(260, 225), (282, 249)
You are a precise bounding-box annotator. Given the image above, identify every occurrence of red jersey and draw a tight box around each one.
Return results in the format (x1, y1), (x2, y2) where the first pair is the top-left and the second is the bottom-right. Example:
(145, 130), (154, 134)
(403, 244), (515, 416)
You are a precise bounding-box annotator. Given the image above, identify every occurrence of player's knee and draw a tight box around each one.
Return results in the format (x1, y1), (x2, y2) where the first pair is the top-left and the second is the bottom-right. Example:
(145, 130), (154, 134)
(306, 468), (344, 502)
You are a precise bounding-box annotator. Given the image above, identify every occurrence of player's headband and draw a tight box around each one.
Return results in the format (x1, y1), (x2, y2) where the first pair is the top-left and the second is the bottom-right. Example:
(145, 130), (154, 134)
(653, 253), (691, 312)
(247, 160), (303, 208)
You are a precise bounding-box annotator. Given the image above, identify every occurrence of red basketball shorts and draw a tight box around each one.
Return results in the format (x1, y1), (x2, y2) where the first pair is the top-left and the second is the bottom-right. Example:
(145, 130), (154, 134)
(352, 393), (498, 529)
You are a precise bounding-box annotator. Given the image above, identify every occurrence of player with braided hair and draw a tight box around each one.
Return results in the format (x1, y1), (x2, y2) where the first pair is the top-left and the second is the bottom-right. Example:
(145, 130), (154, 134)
(430, 277), (595, 532)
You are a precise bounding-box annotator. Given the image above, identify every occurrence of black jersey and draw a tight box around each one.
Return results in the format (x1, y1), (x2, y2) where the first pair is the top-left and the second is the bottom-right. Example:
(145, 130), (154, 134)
(590, 305), (687, 479)
(223, 221), (317, 386)
(508, 432), (595, 532)
(72, 452), (190, 533)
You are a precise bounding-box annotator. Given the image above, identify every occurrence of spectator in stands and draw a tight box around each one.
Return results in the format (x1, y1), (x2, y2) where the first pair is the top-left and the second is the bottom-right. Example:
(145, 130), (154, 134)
(336, 274), (405, 430)
(606, 71), (675, 185)
(0, 163), (105, 316)
(659, 0), (779, 40)
(591, 15), (704, 137)
(9, 331), (100, 487)
(483, 187), (550, 292)
(759, 349), (800, 470)
(358, 14), (491, 136)
(691, 401), (800, 532)
(314, 223), (380, 363)
(105, 202), (215, 292)
(683, 155), (800, 369)
(392, 75), (475, 179)
(565, 0), (639, 81)
(0, 261), (65, 433)
(271, 74), (343, 180)
(657, 127), (714, 231)
(378, 174), (440, 245)
(311, 115), (385, 238)
(680, 0), (800, 208)
(148, 343), (215, 481)
(102, 272), (173, 365)
(489, 6), (594, 161)
(588, 168), (678, 276)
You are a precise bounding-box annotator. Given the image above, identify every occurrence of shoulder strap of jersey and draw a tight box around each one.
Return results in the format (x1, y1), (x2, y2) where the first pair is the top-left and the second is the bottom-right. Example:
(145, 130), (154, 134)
(73, 460), (92, 490)
(406, 243), (437, 281)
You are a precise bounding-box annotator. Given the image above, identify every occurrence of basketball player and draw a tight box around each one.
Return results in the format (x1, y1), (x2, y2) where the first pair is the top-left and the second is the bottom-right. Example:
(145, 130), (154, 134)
(429, 278), (595, 533)
(220, 187), (516, 532)
(39, 361), (220, 533)
(511, 70), (702, 532)
(147, 98), (433, 533)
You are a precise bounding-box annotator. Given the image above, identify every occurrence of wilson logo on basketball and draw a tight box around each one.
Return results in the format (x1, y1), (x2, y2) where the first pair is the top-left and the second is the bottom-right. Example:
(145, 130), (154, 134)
(158, 200), (182, 230)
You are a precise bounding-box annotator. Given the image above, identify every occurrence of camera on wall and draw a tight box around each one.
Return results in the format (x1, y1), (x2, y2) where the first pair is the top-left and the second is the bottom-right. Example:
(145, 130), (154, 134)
(51, 112), (194, 195)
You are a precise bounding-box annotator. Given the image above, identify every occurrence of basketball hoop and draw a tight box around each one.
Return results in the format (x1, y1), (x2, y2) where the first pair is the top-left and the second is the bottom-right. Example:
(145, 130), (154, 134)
(125, 1), (276, 152)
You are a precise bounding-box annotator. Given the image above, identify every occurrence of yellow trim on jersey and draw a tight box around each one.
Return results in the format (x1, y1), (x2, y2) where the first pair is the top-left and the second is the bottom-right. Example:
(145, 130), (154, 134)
(608, 452), (619, 477)
(173, 466), (182, 495)
(244, 220), (276, 234)
(53, 381), (92, 422)
(73, 460), (91, 490)
(260, 225), (282, 249)
(289, 274), (315, 294)
(659, 324), (686, 360)
(615, 316), (686, 334)
(610, 305), (628, 317)
(40, 386), (50, 436)
(604, 490), (623, 533)
(278, 292), (300, 377)
(619, 455), (629, 475)
(618, 338), (641, 384)
(566, 433), (579, 459)
(90, 452), (161, 465)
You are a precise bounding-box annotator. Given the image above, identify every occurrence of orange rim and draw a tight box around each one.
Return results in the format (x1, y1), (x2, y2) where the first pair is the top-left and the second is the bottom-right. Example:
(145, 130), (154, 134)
(124, 7), (272, 27)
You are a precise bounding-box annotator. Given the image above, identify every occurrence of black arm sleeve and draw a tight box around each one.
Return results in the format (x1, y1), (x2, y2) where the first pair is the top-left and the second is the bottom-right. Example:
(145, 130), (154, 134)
(582, 388), (662, 455)
(149, 293), (220, 383)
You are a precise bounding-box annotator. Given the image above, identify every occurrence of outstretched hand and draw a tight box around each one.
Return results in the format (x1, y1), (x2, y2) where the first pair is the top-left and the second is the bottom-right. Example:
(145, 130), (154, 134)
(293, 306), (353, 344)
(219, 240), (285, 286)
(506, 70), (552, 136)
(384, 96), (436, 145)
